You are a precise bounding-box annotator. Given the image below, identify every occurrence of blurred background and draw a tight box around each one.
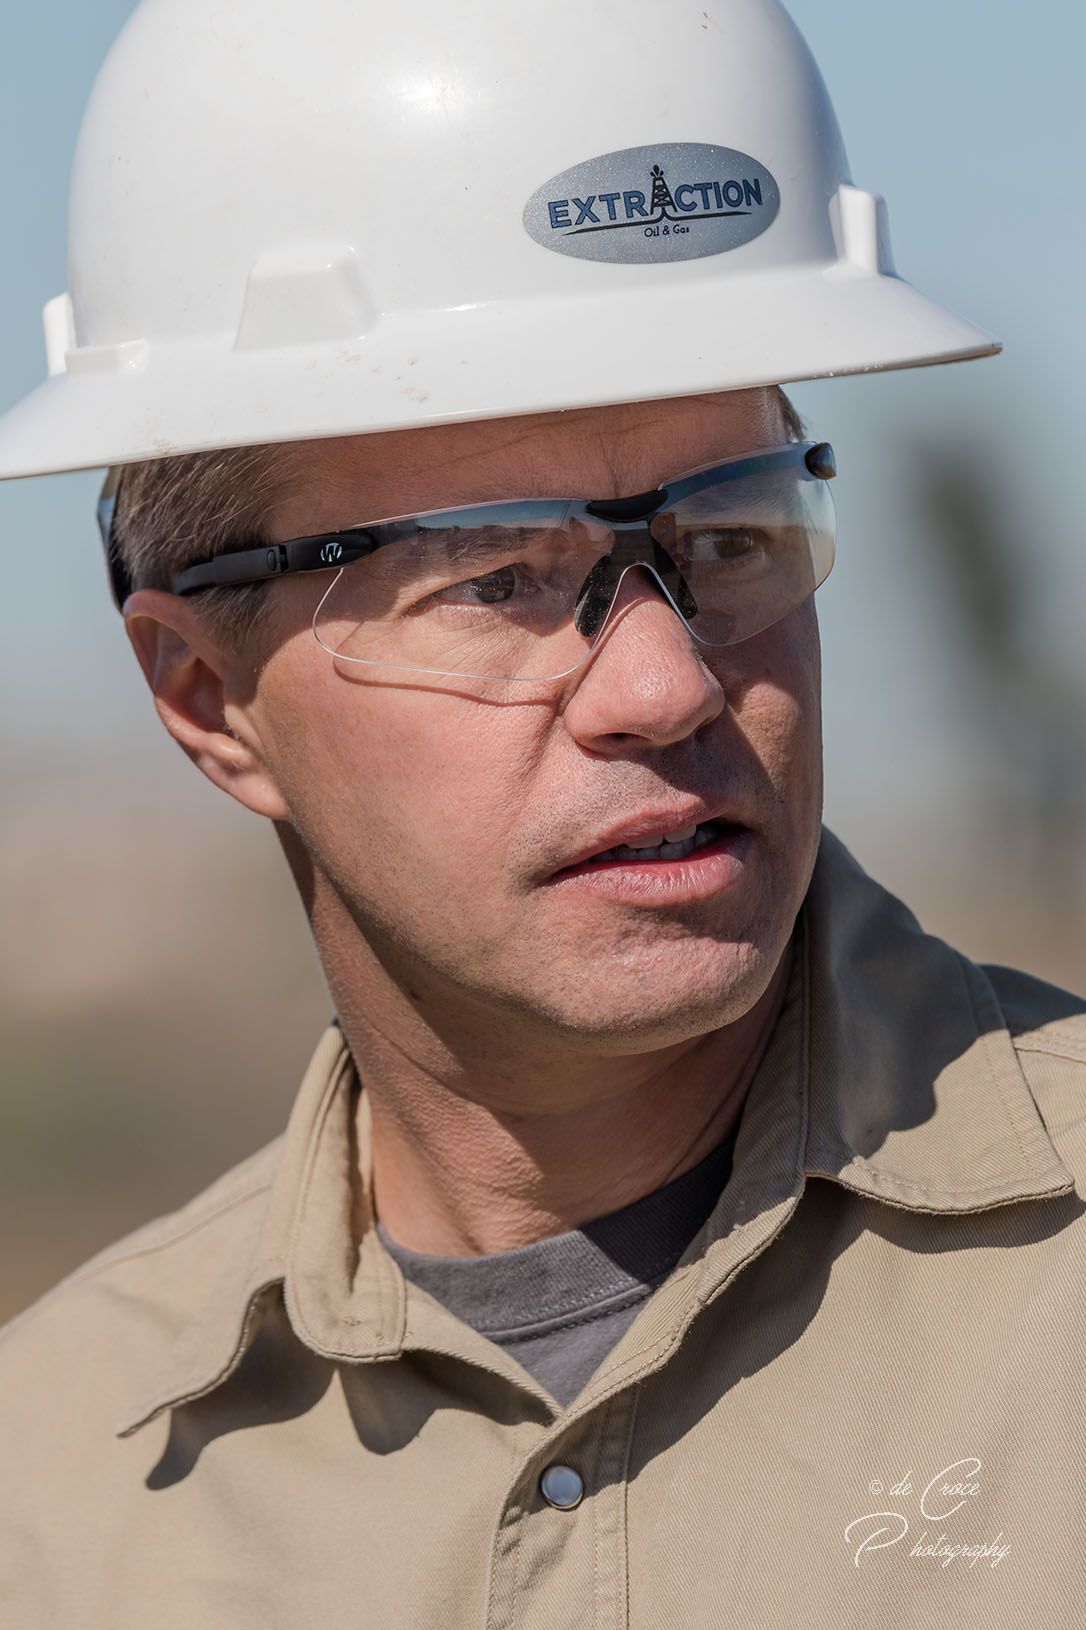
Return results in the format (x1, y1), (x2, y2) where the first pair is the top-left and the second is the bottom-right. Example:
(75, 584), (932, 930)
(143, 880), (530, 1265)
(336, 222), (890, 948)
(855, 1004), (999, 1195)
(1, 0), (1083, 1321)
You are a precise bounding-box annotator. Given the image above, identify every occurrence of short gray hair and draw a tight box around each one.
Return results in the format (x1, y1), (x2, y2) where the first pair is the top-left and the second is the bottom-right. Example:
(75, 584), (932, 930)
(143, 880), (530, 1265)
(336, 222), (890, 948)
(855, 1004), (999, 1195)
(113, 442), (296, 650)
(111, 386), (805, 650)
(777, 386), (804, 442)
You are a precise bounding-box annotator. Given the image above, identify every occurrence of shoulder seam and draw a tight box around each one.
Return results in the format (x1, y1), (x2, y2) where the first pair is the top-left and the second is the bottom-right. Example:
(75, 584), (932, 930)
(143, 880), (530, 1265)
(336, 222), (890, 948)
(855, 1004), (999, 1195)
(1014, 1038), (1086, 1066)
(0, 1162), (276, 1345)
(86, 1173), (274, 1272)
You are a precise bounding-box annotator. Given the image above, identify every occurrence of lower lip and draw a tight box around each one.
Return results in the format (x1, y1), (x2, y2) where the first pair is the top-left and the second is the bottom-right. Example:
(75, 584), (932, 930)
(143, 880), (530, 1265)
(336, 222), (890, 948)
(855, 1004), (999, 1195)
(543, 828), (753, 904)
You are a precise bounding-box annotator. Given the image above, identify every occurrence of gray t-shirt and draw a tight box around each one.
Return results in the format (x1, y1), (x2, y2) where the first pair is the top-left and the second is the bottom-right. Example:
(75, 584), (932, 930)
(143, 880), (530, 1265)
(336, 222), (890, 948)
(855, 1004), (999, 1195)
(376, 1124), (739, 1407)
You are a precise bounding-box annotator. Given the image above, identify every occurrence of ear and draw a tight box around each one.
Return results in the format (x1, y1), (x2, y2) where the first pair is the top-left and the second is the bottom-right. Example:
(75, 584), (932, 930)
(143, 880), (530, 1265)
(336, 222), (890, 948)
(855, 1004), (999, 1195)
(123, 588), (291, 822)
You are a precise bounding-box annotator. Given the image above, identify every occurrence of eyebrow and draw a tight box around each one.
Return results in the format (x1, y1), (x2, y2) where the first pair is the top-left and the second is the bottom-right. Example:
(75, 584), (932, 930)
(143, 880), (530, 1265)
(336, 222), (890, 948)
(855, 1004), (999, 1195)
(390, 504), (569, 556)
(413, 499), (573, 530)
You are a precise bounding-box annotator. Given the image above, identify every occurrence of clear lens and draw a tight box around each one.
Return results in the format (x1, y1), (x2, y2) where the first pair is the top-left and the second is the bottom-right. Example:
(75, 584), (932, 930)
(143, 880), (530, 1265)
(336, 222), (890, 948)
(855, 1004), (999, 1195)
(652, 458), (835, 648)
(313, 510), (610, 681)
(313, 457), (835, 681)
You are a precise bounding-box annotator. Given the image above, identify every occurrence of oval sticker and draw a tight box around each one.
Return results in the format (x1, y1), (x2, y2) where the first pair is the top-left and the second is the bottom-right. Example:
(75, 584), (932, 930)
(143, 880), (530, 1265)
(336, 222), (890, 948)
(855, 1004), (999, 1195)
(523, 142), (780, 265)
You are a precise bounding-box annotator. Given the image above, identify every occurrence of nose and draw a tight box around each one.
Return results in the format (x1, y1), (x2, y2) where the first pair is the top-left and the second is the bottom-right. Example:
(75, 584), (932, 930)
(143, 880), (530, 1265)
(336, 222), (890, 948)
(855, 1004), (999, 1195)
(560, 564), (727, 752)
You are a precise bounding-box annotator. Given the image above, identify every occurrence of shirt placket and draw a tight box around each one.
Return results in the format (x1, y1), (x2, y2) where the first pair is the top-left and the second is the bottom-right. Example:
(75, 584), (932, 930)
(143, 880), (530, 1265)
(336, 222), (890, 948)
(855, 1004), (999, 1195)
(480, 1178), (806, 1629)
(478, 950), (810, 1629)
(486, 1386), (638, 1630)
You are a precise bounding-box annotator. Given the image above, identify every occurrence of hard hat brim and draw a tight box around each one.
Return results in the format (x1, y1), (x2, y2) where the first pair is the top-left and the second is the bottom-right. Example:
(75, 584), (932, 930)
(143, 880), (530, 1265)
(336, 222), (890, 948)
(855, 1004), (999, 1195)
(0, 265), (999, 480)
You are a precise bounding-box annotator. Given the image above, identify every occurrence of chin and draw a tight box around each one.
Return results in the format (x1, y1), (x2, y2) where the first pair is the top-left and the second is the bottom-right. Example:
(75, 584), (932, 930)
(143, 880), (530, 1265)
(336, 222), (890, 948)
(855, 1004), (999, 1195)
(514, 936), (777, 1052)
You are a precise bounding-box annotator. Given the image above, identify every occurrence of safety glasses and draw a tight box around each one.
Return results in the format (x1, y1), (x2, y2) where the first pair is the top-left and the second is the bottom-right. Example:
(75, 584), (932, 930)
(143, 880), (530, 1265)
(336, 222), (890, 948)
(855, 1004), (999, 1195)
(99, 440), (836, 683)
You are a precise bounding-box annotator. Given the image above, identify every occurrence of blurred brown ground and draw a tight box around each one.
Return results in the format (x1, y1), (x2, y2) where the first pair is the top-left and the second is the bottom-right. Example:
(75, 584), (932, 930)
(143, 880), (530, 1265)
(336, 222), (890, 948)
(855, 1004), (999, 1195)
(0, 777), (330, 1321)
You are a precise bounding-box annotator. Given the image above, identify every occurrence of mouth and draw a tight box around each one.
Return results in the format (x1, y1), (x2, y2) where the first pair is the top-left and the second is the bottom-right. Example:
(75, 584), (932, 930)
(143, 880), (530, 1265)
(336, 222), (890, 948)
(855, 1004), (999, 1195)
(547, 816), (750, 880)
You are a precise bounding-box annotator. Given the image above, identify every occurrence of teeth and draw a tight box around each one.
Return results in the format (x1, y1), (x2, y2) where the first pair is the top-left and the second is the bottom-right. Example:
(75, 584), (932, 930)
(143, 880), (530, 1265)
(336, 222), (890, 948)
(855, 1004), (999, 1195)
(621, 822), (699, 851)
(663, 824), (698, 843)
(594, 821), (722, 864)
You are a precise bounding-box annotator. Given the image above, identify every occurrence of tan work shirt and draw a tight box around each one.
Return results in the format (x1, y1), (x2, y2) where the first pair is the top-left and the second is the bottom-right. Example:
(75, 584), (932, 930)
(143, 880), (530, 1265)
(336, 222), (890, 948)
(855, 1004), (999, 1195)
(3, 829), (1086, 1626)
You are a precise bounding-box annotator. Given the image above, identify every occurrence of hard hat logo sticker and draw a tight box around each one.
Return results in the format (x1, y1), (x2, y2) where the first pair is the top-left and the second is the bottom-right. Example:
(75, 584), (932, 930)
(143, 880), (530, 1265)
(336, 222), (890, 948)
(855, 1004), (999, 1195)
(524, 143), (780, 265)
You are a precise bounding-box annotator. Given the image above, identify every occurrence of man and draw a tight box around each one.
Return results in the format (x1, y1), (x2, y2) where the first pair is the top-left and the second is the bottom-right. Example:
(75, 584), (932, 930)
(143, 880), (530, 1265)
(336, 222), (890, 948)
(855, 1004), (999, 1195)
(1, 0), (1084, 1624)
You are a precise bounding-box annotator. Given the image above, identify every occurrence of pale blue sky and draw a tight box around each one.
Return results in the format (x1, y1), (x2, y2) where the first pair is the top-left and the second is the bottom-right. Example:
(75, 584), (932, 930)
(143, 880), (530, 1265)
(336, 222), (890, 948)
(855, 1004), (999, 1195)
(0, 0), (1082, 860)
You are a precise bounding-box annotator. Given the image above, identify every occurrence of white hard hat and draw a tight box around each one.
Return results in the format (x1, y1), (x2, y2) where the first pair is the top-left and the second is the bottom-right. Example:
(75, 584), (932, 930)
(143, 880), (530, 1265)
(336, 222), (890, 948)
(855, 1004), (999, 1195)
(0, 0), (999, 480)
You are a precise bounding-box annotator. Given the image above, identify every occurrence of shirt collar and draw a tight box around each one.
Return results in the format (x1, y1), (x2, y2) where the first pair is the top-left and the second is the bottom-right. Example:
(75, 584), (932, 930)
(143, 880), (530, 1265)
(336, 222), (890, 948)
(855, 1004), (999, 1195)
(802, 828), (1074, 1211)
(116, 827), (1076, 1437)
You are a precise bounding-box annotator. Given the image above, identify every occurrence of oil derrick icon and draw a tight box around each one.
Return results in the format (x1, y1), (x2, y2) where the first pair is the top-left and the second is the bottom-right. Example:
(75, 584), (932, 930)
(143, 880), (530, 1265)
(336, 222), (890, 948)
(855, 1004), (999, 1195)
(649, 163), (676, 216)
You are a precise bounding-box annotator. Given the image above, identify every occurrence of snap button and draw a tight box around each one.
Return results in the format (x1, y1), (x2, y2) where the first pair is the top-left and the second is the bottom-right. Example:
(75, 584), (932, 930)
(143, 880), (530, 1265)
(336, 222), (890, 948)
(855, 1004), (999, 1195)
(540, 1464), (584, 1510)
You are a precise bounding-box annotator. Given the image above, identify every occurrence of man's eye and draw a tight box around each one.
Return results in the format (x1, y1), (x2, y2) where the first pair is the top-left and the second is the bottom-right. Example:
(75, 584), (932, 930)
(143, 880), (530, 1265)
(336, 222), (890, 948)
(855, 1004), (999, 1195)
(437, 565), (527, 604)
(682, 526), (764, 561)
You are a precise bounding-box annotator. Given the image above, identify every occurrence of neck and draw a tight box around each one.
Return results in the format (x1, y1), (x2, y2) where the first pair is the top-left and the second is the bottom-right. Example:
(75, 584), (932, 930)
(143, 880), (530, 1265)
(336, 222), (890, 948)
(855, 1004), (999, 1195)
(326, 928), (794, 1257)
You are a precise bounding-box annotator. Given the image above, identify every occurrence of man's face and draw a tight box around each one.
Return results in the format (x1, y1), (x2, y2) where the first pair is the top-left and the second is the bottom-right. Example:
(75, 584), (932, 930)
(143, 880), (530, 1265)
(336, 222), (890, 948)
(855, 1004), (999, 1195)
(241, 388), (823, 1052)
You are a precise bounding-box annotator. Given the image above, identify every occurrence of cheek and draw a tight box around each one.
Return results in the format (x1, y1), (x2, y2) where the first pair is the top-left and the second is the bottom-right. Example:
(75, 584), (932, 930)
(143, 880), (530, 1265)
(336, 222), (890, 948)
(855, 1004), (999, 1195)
(258, 653), (546, 885)
(718, 609), (822, 804)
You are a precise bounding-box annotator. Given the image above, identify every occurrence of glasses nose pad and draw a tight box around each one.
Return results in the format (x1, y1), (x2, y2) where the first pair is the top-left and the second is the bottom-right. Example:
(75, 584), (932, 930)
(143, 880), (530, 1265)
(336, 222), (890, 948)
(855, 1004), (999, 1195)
(573, 544), (699, 640)
(573, 555), (620, 639)
(649, 539), (699, 621)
